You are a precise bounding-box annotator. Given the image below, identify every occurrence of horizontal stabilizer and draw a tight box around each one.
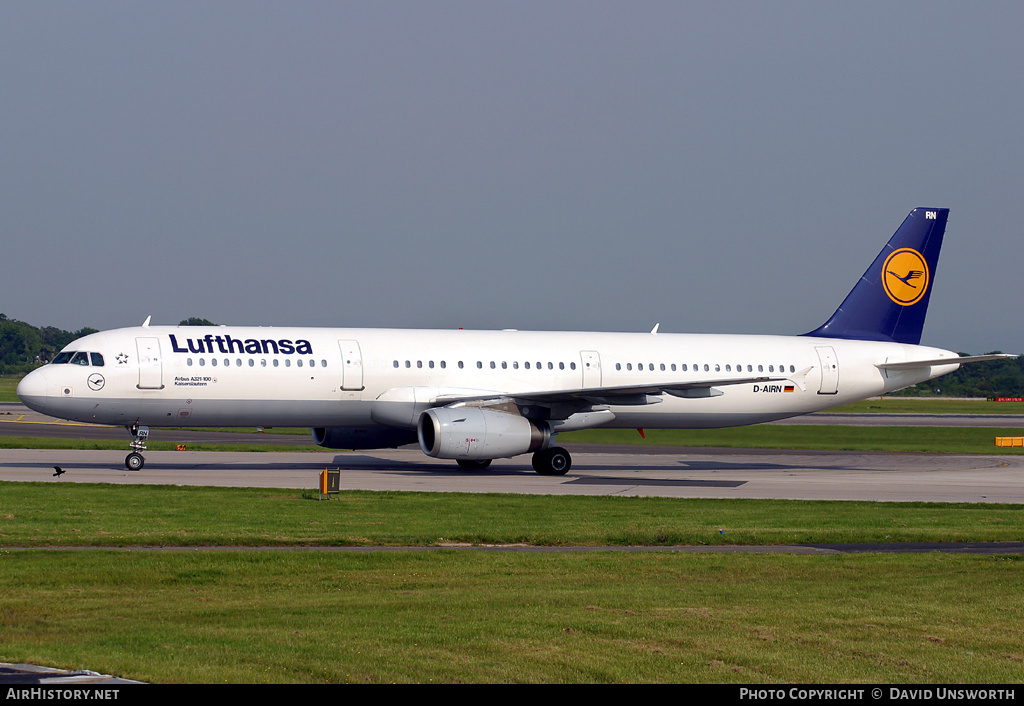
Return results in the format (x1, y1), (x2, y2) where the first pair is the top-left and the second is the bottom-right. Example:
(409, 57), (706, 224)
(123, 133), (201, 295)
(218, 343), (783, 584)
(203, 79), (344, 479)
(877, 354), (1017, 371)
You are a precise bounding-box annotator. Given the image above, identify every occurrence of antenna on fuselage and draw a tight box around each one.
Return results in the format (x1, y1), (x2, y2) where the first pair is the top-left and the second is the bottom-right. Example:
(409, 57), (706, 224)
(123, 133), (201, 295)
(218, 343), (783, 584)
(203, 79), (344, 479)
(142, 316), (151, 327)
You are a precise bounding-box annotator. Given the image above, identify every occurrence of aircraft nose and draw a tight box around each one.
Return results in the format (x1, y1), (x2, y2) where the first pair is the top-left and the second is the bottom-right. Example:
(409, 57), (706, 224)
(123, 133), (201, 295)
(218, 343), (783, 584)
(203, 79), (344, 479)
(16, 368), (49, 413)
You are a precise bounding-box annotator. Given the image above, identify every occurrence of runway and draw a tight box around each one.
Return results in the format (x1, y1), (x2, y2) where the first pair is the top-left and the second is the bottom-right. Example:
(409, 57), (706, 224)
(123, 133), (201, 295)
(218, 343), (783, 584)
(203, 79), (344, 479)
(3, 402), (1024, 503)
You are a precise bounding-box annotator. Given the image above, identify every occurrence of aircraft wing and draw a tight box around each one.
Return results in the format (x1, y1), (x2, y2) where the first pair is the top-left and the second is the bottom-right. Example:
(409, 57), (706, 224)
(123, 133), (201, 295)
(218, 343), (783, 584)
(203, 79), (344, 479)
(429, 375), (788, 408)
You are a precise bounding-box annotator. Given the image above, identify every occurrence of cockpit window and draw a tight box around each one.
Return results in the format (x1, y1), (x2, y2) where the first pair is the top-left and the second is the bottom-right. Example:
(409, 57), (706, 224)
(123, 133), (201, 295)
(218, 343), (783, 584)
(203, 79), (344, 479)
(51, 351), (104, 366)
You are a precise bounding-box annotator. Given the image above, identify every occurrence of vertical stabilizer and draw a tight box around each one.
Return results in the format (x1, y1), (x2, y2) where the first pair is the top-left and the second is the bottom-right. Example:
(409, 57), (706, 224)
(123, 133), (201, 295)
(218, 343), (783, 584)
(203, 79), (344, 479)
(803, 207), (947, 345)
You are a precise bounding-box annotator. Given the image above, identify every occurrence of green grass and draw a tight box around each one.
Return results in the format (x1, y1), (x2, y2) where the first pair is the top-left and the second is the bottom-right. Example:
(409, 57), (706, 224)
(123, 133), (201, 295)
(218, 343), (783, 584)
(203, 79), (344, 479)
(0, 375), (21, 403)
(0, 435), (321, 453)
(833, 398), (1024, 414)
(561, 425), (1024, 454)
(3, 389), (1024, 682)
(2, 482), (1024, 548)
(2, 549), (1024, 683)
(2, 483), (1024, 683)
(4, 424), (1024, 454)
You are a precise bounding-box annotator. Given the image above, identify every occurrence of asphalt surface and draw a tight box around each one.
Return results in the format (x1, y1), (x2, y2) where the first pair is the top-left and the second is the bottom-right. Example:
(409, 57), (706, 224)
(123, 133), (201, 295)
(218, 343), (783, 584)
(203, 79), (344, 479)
(0, 663), (142, 685)
(3, 401), (1024, 504)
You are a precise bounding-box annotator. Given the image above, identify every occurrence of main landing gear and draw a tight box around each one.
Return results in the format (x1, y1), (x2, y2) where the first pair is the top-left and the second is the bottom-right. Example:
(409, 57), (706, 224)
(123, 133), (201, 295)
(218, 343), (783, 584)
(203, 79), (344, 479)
(532, 446), (572, 476)
(453, 446), (572, 475)
(125, 423), (149, 471)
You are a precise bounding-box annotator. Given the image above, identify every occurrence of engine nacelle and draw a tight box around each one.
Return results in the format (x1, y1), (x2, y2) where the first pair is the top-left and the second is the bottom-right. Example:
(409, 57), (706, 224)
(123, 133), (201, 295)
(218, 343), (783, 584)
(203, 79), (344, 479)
(418, 407), (551, 460)
(311, 427), (418, 450)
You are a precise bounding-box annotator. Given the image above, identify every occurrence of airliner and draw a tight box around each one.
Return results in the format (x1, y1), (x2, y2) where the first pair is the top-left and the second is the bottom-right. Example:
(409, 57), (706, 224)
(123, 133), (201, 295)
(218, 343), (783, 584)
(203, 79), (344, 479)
(17, 208), (1012, 474)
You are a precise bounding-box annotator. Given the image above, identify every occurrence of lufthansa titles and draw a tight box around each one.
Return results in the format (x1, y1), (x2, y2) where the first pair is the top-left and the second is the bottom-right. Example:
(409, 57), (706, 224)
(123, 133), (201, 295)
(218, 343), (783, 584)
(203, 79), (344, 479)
(169, 334), (313, 356)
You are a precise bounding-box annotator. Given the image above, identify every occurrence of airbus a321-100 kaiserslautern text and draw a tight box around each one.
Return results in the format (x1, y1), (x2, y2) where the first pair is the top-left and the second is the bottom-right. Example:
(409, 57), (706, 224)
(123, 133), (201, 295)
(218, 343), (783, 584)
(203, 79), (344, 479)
(17, 208), (1014, 474)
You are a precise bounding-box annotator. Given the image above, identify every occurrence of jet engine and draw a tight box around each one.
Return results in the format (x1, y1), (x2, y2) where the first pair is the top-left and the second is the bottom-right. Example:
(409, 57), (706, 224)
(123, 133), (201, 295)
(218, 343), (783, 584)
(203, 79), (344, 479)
(311, 427), (418, 450)
(417, 407), (551, 460)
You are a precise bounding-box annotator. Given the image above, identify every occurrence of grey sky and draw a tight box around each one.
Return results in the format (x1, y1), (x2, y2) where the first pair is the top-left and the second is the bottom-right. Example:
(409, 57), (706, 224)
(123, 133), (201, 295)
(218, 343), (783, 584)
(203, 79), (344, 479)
(2, 1), (1021, 354)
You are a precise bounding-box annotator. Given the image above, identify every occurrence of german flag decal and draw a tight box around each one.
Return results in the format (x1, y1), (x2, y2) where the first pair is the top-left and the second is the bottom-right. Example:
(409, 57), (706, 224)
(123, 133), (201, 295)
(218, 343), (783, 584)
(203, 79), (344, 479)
(784, 385), (795, 393)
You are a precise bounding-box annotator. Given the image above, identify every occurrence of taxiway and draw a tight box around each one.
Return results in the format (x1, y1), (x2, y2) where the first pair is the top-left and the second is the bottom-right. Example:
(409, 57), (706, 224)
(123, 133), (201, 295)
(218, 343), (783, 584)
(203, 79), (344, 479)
(3, 402), (1023, 503)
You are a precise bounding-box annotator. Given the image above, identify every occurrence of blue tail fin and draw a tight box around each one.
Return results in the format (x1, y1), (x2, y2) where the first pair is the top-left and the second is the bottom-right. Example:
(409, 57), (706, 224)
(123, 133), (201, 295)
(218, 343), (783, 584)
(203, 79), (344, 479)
(803, 207), (948, 345)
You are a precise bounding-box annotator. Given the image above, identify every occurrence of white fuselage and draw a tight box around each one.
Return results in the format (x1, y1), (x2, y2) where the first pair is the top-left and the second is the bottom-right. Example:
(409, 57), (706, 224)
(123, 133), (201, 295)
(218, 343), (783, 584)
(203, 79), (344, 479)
(16, 325), (959, 432)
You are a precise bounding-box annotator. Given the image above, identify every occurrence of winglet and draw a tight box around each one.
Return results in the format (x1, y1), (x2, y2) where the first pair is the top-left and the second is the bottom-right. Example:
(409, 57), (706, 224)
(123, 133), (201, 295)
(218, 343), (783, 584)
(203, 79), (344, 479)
(804, 208), (948, 345)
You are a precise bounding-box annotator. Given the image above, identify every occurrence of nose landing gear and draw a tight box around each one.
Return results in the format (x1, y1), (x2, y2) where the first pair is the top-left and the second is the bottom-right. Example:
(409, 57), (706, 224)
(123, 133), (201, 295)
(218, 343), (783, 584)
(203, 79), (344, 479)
(125, 424), (149, 471)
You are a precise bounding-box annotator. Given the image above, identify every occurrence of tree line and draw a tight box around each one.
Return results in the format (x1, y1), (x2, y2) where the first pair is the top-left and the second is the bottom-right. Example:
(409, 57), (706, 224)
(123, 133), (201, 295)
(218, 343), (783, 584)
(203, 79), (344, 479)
(0, 314), (214, 374)
(893, 352), (1024, 398)
(0, 313), (98, 374)
(1, 313), (1021, 396)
